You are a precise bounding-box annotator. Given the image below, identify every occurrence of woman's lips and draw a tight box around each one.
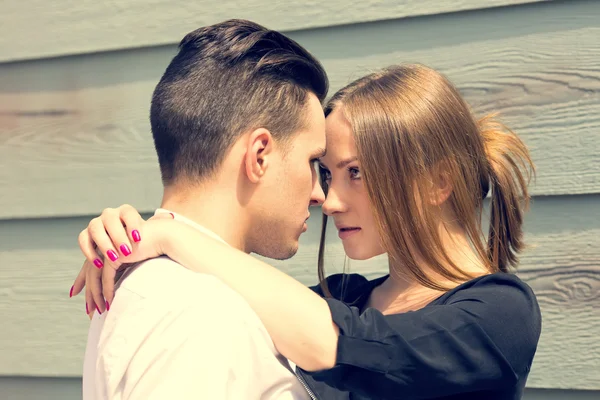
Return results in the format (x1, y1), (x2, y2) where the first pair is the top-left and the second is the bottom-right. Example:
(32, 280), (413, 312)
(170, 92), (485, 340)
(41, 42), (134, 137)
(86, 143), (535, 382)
(338, 227), (361, 239)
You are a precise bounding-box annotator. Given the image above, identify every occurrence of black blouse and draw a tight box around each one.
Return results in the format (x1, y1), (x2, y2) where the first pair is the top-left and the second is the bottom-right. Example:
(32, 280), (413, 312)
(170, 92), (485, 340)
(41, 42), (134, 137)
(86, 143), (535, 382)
(298, 272), (542, 400)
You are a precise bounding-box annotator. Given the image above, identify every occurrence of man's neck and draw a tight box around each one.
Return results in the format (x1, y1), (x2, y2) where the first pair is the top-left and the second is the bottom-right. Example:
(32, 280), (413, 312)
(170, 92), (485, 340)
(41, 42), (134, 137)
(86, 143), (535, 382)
(160, 182), (249, 253)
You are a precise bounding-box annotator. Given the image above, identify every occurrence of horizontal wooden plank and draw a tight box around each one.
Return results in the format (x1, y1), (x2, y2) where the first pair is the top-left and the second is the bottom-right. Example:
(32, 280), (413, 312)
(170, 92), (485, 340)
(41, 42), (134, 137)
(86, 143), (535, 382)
(1, 378), (598, 400)
(1, 195), (599, 390)
(1, 0), (599, 220)
(0, 0), (548, 63)
(0, 377), (83, 400)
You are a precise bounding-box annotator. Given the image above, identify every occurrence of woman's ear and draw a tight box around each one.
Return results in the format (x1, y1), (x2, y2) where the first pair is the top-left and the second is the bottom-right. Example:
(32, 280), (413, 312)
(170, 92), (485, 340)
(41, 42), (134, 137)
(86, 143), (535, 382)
(429, 168), (453, 206)
(244, 128), (273, 183)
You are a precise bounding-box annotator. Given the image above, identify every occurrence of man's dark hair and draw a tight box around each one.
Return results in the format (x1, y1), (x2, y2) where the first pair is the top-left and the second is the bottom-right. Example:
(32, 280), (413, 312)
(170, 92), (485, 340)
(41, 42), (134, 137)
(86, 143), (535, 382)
(150, 19), (329, 185)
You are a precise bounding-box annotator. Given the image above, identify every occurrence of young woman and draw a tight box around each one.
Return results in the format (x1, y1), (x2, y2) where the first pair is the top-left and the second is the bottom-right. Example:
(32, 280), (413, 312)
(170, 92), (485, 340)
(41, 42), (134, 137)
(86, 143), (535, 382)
(72, 64), (541, 399)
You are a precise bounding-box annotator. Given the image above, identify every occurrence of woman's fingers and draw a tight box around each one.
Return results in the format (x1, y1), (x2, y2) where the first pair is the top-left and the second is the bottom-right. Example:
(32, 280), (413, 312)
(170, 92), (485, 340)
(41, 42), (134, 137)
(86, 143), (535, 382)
(84, 270), (95, 320)
(117, 204), (146, 245)
(102, 264), (118, 306)
(78, 224), (105, 270)
(74, 205), (166, 314)
(71, 259), (89, 298)
(87, 216), (123, 270)
(86, 258), (106, 314)
(100, 208), (132, 261)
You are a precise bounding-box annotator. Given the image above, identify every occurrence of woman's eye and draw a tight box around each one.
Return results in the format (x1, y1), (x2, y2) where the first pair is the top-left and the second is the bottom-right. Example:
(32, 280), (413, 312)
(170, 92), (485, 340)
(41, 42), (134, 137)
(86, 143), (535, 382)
(349, 167), (361, 180)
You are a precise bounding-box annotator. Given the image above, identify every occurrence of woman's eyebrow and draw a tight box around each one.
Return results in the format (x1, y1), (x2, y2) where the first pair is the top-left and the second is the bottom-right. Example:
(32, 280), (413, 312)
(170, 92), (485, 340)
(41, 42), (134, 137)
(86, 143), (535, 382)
(336, 156), (358, 169)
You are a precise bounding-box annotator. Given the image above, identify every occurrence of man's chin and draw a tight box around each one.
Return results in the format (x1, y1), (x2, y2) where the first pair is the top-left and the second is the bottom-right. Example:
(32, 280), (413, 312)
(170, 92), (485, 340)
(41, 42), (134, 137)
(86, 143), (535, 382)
(273, 242), (299, 261)
(254, 240), (299, 261)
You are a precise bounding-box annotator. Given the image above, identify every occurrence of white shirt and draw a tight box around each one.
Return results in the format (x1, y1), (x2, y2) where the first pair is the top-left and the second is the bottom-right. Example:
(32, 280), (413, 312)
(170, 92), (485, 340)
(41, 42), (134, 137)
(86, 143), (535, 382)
(83, 209), (310, 400)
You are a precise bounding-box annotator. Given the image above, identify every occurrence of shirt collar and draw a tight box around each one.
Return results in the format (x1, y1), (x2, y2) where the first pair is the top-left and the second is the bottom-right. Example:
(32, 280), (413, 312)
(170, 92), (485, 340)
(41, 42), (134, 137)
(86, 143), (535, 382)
(154, 208), (228, 246)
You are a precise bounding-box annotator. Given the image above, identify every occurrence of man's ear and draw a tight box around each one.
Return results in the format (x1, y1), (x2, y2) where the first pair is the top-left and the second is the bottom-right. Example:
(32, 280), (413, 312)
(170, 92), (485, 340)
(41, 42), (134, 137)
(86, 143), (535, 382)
(244, 128), (273, 183)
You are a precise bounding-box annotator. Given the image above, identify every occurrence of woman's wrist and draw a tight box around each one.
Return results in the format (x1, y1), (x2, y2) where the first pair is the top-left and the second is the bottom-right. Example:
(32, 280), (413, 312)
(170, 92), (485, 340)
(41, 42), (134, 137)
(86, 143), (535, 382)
(148, 218), (182, 259)
(152, 219), (219, 272)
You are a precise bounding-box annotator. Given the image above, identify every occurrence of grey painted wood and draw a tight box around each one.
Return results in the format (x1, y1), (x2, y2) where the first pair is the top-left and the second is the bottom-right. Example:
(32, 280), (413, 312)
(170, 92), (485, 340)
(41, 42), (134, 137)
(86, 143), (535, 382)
(1, 0), (598, 219)
(0, 377), (83, 400)
(1, 0), (598, 393)
(1, 195), (599, 389)
(0, 0), (549, 63)
(0, 377), (597, 400)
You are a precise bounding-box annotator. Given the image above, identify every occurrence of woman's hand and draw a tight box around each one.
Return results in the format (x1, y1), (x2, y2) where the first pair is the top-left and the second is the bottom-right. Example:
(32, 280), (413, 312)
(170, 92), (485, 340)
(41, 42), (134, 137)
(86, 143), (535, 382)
(69, 205), (339, 370)
(70, 205), (172, 316)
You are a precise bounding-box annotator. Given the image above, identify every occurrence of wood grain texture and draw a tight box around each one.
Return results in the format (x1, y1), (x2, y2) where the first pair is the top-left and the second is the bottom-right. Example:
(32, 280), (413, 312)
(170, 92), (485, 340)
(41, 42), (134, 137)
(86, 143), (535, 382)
(1, 0), (599, 220)
(0, 378), (598, 400)
(1, 195), (599, 390)
(0, 0), (549, 63)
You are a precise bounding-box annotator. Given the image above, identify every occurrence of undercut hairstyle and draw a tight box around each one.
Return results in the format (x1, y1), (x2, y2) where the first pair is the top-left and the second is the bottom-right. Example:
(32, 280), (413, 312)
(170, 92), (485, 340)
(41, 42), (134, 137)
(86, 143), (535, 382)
(150, 19), (328, 185)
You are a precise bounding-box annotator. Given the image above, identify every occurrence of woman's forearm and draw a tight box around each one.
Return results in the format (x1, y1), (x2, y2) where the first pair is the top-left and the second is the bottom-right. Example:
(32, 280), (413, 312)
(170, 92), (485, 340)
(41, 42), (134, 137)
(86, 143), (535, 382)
(160, 220), (340, 371)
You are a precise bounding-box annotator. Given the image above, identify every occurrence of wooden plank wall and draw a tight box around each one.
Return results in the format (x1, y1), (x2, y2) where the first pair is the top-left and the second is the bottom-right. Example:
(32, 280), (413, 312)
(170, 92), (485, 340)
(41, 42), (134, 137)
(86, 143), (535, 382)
(0, 0), (548, 62)
(1, 377), (598, 400)
(1, 0), (598, 396)
(2, 1), (599, 219)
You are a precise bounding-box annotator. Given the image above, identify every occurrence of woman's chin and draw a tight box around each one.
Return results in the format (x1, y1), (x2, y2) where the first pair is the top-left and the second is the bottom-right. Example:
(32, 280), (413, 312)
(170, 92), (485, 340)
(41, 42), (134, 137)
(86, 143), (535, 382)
(343, 245), (385, 261)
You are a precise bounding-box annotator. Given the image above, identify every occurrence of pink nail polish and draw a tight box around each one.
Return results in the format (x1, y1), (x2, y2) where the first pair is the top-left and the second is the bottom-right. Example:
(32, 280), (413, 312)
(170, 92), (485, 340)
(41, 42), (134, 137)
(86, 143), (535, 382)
(169, 212), (175, 219)
(120, 244), (131, 257)
(107, 250), (118, 262)
(132, 230), (141, 242)
(93, 258), (104, 269)
(86, 303), (89, 314)
(96, 305), (102, 315)
(105, 300), (110, 311)
(69, 285), (74, 298)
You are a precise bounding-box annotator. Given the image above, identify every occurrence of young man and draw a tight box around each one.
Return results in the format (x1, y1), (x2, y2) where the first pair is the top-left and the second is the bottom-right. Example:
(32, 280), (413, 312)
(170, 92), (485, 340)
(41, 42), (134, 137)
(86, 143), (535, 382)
(80, 19), (328, 399)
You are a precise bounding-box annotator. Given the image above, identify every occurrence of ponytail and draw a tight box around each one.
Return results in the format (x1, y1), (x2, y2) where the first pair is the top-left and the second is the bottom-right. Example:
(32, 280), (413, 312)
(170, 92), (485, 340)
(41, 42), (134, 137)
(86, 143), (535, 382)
(479, 114), (535, 271)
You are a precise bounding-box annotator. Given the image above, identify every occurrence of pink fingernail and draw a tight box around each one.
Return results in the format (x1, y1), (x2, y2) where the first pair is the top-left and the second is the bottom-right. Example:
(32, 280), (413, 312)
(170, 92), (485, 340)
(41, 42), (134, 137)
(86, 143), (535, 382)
(169, 212), (175, 219)
(120, 244), (131, 257)
(132, 230), (141, 242)
(86, 303), (89, 314)
(96, 305), (102, 315)
(69, 285), (74, 298)
(93, 258), (104, 269)
(105, 300), (110, 311)
(107, 250), (118, 262)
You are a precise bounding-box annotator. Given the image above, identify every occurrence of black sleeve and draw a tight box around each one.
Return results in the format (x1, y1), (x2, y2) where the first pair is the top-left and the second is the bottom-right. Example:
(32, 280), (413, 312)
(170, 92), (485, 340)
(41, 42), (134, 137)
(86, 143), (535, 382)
(309, 282), (325, 296)
(303, 274), (542, 399)
(309, 273), (369, 298)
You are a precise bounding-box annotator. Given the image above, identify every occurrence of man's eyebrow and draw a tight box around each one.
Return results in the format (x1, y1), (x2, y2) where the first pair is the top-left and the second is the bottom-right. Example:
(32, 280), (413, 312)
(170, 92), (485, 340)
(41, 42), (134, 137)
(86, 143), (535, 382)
(310, 147), (327, 159)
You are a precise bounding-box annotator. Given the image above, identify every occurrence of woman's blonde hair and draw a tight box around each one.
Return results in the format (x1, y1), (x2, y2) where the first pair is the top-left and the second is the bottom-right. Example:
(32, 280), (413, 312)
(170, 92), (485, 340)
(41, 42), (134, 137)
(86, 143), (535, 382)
(318, 64), (534, 295)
